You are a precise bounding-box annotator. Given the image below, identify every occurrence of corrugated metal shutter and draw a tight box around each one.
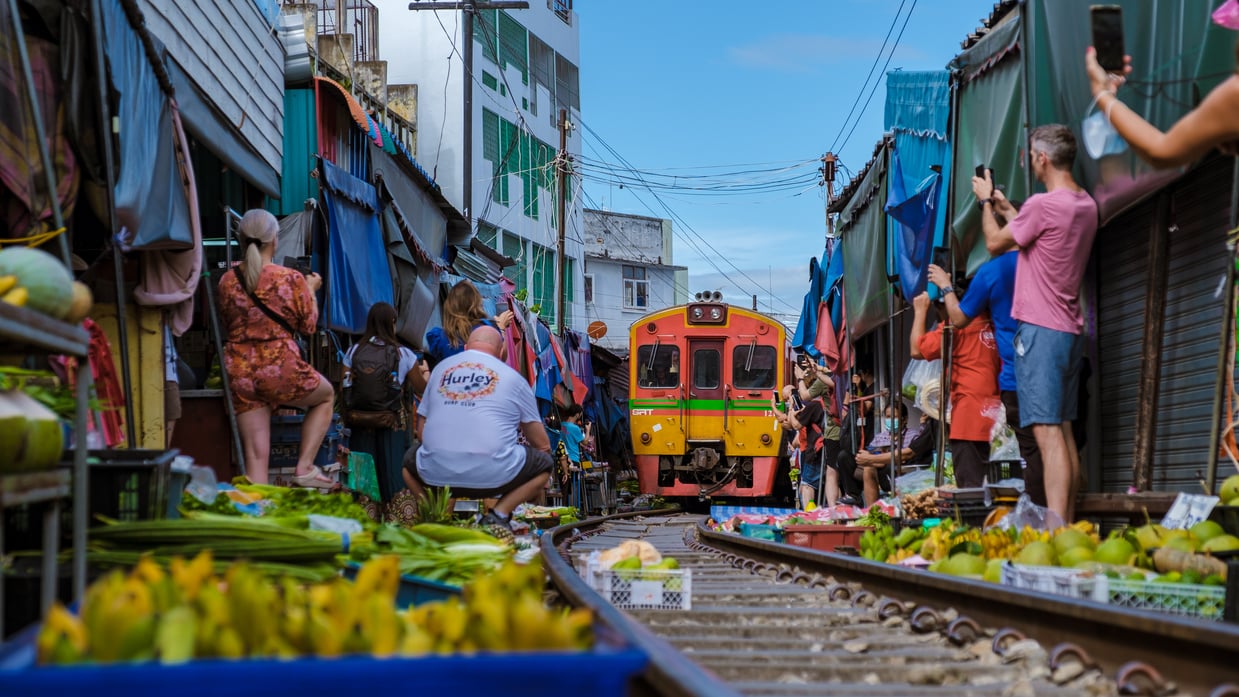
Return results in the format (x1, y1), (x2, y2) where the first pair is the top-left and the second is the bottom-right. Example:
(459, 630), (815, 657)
(1097, 156), (1233, 493)
(1097, 198), (1152, 492)
(1152, 157), (1232, 491)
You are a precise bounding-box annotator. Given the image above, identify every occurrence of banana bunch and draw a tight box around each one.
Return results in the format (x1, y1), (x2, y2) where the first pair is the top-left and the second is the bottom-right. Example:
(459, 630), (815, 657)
(859, 526), (896, 562)
(918, 520), (982, 562)
(0, 275), (26, 306)
(401, 558), (592, 655)
(36, 552), (592, 666)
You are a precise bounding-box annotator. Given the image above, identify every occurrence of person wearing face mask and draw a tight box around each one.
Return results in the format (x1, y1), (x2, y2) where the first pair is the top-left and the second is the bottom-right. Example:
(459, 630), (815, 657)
(909, 288), (1002, 490)
(852, 402), (937, 507)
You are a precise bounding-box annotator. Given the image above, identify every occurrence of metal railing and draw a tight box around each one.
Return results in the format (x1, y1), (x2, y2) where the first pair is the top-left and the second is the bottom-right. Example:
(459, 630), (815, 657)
(311, 0), (378, 63)
(549, 0), (571, 24)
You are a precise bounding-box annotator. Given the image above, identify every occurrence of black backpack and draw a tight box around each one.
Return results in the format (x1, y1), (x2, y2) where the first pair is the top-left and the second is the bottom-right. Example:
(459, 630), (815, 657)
(345, 341), (402, 422)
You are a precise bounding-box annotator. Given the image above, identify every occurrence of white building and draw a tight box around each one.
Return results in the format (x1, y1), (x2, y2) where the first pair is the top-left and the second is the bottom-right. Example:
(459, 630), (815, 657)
(376, 0), (583, 330)
(583, 209), (689, 353)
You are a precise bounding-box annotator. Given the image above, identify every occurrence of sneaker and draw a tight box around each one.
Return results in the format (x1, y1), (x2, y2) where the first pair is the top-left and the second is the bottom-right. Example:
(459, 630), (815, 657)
(838, 495), (861, 507)
(478, 511), (513, 532)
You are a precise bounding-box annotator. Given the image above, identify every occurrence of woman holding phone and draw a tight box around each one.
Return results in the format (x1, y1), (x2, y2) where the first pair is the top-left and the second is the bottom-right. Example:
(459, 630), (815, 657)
(1084, 5), (1239, 169)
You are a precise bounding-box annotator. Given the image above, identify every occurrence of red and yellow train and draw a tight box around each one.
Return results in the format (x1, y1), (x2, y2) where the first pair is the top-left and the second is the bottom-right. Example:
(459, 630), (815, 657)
(628, 293), (794, 502)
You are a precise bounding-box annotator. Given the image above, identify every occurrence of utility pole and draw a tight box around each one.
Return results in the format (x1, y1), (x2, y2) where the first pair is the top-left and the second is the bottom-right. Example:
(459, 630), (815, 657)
(555, 108), (571, 335)
(821, 152), (838, 239)
(407, 1), (528, 225)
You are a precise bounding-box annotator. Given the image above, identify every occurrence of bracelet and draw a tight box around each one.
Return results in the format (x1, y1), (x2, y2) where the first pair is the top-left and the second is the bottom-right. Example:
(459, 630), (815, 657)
(940, 285), (955, 295)
(977, 198), (992, 210)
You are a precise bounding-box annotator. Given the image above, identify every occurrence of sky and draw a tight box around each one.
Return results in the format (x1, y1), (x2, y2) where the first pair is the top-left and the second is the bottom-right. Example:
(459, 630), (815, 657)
(576, 0), (997, 329)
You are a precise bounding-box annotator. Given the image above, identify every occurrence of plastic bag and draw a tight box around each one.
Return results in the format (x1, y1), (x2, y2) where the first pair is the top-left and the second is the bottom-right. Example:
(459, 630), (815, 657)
(1000, 493), (1065, 531)
(900, 359), (941, 402)
(346, 451), (381, 501)
(1214, 0), (1239, 29)
(185, 464), (219, 505)
(894, 467), (937, 496)
(983, 399), (1021, 462)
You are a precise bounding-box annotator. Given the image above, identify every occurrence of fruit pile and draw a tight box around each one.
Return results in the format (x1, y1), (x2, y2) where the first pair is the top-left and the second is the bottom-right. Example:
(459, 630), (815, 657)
(0, 247), (92, 322)
(596, 540), (683, 589)
(1219, 473), (1239, 506)
(37, 553), (591, 665)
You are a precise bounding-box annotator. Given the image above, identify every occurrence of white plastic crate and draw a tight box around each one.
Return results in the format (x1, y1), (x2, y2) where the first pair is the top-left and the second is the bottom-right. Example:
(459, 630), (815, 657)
(1099, 577), (1226, 621)
(999, 563), (1106, 602)
(576, 555), (691, 610)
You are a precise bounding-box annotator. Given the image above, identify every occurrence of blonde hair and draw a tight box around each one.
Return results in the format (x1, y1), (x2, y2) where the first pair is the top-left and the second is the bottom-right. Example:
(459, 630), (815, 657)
(237, 209), (278, 292)
(442, 280), (487, 348)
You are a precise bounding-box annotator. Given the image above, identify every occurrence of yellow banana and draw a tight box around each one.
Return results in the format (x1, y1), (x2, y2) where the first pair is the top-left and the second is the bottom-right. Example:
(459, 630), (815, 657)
(399, 625), (435, 656)
(154, 606), (197, 664)
(0, 275), (17, 295)
(353, 555), (401, 600)
(2, 286), (27, 307)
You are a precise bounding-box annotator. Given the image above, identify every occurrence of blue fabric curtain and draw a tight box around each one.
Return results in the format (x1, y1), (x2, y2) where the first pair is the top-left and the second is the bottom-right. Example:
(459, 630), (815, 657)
(791, 257), (825, 357)
(320, 160), (394, 333)
(885, 148), (942, 301)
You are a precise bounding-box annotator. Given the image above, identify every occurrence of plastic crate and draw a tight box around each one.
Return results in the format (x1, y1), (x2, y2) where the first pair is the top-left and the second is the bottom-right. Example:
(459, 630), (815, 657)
(782, 525), (871, 552)
(80, 450), (178, 524)
(269, 435), (344, 470)
(986, 459), (1024, 482)
(271, 413), (342, 444)
(578, 557), (691, 611)
(0, 627), (647, 697)
(1100, 577), (1227, 621)
(341, 563), (460, 609)
(999, 563), (1104, 601)
(738, 522), (783, 542)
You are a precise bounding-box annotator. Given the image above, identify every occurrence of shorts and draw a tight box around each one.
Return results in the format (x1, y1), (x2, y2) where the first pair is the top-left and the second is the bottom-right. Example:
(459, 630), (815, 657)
(1013, 322), (1084, 427)
(949, 439), (990, 488)
(164, 381), (182, 422)
(799, 448), (823, 488)
(403, 445), (553, 499)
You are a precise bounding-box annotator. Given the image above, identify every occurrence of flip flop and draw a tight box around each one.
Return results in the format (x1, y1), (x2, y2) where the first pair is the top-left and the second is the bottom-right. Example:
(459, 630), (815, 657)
(291, 465), (337, 490)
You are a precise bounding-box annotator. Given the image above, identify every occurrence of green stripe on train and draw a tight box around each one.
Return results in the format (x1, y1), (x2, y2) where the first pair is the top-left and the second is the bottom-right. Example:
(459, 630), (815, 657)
(630, 399), (773, 411)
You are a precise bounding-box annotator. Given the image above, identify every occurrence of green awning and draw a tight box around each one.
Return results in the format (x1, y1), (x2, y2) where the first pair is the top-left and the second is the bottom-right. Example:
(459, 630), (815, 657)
(840, 145), (890, 340)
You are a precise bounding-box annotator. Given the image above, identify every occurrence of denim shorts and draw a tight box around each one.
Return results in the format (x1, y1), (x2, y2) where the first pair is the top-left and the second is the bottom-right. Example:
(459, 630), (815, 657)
(1013, 322), (1084, 427)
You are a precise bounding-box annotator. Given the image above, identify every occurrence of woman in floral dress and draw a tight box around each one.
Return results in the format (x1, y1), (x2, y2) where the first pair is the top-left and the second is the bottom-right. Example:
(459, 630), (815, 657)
(218, 209), (335, 487)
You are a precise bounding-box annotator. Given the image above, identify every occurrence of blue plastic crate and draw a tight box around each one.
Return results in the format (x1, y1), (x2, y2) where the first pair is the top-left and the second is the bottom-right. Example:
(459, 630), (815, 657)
(271, 413), (343, 444)
(0, 624), (646, 697)
(341, 563), (461, 608)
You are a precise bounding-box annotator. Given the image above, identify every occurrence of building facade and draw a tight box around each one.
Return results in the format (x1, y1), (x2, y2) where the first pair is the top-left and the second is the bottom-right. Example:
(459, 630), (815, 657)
(376, 1), (584, 330)
(583, 209), (689, 353)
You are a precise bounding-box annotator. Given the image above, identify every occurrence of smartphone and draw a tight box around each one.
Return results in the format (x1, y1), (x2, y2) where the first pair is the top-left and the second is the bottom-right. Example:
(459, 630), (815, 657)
(773, 389), (783, 405)
(932, 246), (951, 274)
(283, 256), (312, 276)
(1090, 5), (1125, 73)
(789, 392), (805, 411)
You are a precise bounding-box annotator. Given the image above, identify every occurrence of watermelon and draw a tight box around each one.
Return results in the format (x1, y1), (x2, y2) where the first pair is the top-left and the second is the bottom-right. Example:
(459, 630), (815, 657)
(0, 247), (74, 319)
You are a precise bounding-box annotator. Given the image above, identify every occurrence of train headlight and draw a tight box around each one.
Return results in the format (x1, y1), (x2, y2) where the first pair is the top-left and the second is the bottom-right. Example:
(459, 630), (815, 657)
(709, 307), (722, 320)
(760, 433), (771, 445)
(640, 432), (651, 444)
(691, 307), (704, 320)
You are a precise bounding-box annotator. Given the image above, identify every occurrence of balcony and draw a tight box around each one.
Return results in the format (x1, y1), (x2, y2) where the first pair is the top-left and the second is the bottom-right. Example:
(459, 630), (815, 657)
(549, 0), (571, 25)
(295, 0), (379, 63)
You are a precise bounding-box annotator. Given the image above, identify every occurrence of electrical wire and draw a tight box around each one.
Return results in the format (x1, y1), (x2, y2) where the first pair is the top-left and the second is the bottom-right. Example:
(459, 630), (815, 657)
(836, 0), (919, 155)
(827, 0), (909, 155)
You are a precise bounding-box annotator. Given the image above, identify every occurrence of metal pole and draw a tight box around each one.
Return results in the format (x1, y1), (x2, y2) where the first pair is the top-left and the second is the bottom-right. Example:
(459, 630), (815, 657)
(203, 272), (247, 474)
(6, 0), (71, 266)
(461, 1), (474, 225)
(72, 358), (90, 601)
(1206, 160), (1239, 495)
(556, 108), (569, 335)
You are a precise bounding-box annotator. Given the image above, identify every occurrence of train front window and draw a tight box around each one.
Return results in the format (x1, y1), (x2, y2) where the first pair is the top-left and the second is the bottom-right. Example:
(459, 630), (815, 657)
(693, 349), (721, 390)
(636, 345), (679, 388)
(732, 345), (776, 389)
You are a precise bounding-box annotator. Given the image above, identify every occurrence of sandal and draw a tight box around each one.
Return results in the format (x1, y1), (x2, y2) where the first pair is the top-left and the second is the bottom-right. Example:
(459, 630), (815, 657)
(291, 465), (337, 490)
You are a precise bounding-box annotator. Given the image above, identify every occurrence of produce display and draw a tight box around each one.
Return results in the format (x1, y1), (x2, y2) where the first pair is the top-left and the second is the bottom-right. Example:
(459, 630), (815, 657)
(35, 554), (592, 664)
(900, 489), (938, 520)
(182, 481), (375, 529)
(1219, 473), (1239, 505)
(364, 523), (513, 586)
(0, 388), (64, 473)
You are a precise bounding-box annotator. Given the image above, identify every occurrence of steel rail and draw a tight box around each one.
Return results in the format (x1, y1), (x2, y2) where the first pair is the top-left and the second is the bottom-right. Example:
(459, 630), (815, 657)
(696, 521), (1239, 695)
(540, 509), (741, 697)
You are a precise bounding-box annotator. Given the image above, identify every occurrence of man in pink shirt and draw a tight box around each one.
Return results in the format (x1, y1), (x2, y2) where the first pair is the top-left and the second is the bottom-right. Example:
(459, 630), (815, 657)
(972, 124), (1098, 524)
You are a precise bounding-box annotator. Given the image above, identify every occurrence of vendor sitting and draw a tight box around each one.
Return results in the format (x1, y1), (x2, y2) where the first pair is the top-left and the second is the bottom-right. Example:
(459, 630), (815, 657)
(401, 326), (553, 531)
(847, 401), (936, 506)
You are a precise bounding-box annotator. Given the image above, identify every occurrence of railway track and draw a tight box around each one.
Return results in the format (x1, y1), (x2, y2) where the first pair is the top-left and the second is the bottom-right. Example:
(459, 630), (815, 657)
(542, 511), (1239, 697)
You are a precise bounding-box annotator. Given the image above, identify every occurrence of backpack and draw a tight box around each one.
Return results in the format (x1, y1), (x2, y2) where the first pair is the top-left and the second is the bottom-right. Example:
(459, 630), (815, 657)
(344, 341), (403, 429)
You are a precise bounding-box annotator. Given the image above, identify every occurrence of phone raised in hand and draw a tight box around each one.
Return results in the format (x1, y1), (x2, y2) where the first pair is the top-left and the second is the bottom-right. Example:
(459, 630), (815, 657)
(1090, 5), (1125, 73)
(283, 256), (312, 276)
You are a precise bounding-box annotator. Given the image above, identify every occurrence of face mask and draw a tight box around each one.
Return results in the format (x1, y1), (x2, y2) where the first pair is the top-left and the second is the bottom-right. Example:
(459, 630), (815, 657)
(884, 418), (897, 431)
(1214, 0), (1239, 30)
(1081, 95), (1128, 160)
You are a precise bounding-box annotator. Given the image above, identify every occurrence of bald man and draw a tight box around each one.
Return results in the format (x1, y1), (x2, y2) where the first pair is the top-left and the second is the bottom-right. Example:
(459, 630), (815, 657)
(403, 326), (552, 530)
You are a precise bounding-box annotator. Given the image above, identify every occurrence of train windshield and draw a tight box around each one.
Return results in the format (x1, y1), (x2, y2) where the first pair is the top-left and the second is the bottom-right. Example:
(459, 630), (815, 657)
(636, 345), (679, 388)
(732, 345), (776, 388)
(693, 349), (721, 389)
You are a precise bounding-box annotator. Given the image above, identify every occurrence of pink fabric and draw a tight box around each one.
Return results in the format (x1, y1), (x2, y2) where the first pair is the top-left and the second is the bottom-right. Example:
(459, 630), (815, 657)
(132, 103), (202, 336)
(1008, 189), (1098, 334)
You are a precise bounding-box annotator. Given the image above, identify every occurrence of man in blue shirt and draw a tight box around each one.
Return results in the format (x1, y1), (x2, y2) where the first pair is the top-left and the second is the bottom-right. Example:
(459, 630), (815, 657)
(928, 244), (1045, 505)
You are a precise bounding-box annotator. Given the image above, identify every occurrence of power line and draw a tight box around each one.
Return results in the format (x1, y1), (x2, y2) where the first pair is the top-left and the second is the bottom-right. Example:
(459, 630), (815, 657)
(827, 0), (909, 155)
(836, 0), (919, 155)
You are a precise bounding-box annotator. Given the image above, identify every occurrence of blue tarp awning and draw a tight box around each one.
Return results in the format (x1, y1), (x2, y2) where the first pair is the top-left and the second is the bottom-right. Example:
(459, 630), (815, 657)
(320, 160), (394, 333)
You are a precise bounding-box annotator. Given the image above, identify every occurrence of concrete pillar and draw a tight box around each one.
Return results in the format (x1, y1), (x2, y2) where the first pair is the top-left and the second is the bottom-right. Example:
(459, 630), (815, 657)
(318, 34), (354, 77)
(284, 3), (317, 43)
(387, 84), (417, 127)
(355, 60), (388, 105)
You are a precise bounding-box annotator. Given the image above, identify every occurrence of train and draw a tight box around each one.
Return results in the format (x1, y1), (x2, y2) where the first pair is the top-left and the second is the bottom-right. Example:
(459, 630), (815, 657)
(628, 292), (795, 503)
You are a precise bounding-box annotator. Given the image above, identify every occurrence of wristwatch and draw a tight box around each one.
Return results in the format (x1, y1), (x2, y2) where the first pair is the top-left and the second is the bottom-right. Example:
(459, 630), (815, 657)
(940, 285), (955, 295)
(977, 198), (992, 210)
